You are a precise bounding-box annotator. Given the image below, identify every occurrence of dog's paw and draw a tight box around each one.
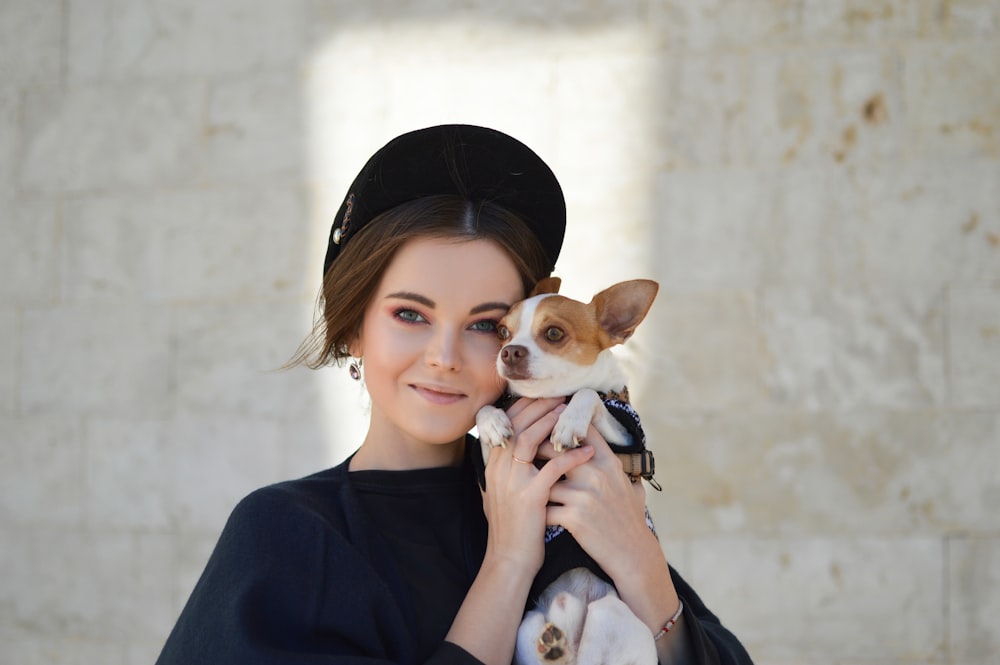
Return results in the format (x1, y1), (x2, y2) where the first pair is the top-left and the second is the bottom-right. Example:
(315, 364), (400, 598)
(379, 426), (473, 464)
(536, 622), (570, 663)
(476, 405), (512, 449)
(551, 412), (587, 452)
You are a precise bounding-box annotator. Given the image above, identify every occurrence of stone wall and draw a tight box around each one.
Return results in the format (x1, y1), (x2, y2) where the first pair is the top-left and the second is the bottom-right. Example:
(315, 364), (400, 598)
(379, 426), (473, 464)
(1, 1), (998, 663)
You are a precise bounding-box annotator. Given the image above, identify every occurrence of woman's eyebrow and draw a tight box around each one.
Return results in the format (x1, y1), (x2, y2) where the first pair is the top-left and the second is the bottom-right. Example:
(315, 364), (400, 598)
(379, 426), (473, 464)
(470, 302), (511, 315)
(386, 291), (435, 308)
(386, 292), (510, 316)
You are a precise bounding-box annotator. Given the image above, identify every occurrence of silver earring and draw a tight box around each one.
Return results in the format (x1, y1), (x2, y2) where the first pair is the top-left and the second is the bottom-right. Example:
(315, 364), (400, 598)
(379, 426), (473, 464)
(349, 359), (362, 381)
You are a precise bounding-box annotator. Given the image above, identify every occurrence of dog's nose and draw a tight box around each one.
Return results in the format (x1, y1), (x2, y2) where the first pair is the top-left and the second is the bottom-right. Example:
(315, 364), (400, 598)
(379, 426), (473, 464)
(500, 344), (528, 367)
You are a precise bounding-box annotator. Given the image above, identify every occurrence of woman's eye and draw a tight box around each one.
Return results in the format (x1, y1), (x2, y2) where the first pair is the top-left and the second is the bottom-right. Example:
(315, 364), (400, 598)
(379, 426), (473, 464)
(497, 325), (510, 340)
(396, 309), (425, 323)
(470, 319), (498, 333)
(545, 327), (564, 342)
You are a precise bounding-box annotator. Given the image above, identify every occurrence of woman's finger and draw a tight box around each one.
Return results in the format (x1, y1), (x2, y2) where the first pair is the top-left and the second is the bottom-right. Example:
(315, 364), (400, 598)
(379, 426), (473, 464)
(508, 406), (564, 466)
(534, 444), (594, 486)
(505, 396), (556, 420)
(506, 397), (564, 431)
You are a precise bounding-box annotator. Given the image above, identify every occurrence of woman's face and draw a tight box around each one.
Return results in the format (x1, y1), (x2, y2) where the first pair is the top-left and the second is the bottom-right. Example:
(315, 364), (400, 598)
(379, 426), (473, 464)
(354, 236), (524, 467)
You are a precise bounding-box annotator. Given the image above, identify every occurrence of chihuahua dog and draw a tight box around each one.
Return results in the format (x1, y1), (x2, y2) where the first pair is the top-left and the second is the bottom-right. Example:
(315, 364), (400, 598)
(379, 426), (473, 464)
(476, 276), (659, 665)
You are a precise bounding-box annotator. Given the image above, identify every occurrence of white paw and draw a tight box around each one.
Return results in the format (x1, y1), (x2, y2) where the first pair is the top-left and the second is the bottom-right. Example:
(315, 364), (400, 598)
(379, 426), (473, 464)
(476, 405), (512, 449)
(550, 411), (587, 452)
(534, 591), (586, 664)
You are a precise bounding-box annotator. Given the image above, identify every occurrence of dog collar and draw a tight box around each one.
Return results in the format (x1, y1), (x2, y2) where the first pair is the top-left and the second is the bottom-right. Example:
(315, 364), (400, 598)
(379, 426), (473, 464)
(598, 387), (630, 403)
(616, 449), (661, 491)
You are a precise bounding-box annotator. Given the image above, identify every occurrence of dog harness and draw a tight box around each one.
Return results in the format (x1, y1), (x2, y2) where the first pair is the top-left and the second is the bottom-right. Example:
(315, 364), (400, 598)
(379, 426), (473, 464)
(599, 389), (661, 491)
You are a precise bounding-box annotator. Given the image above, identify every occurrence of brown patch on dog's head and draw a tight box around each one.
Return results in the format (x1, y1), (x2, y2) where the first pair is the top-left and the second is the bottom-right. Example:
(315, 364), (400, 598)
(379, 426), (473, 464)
(530, 276), (561, 297)
(528, 279), (659, 366)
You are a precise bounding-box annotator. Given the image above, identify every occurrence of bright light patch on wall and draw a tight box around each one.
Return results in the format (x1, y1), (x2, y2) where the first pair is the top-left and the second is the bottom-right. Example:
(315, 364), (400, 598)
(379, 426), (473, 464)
(305, 20), (657, 463)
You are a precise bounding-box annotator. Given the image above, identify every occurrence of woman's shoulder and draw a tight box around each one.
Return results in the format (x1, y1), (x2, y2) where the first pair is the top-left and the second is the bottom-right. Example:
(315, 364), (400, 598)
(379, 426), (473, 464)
(225, 457), (357, 537)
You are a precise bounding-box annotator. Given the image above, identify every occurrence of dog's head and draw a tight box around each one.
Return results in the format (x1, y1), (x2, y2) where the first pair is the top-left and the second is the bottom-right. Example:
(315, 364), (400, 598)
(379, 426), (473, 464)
(495, 277), (659, 397)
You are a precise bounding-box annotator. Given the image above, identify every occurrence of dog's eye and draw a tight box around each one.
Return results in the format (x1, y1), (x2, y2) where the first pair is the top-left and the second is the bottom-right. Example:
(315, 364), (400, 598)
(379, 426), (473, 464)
(545, 327), (564, 342)
(497, 325), (510, 341)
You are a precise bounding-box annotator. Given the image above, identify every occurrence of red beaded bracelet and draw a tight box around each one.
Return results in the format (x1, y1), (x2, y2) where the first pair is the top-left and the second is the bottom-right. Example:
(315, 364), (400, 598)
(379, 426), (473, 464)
(653, 599), (684, 641)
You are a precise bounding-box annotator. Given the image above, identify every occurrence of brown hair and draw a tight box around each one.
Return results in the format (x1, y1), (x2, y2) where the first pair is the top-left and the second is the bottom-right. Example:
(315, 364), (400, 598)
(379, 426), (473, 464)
(289, 195), (552, 369)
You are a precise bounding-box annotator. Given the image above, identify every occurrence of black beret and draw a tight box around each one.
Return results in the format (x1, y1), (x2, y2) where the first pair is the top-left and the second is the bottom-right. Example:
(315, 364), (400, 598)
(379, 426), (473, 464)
(323, 124), (566, 278)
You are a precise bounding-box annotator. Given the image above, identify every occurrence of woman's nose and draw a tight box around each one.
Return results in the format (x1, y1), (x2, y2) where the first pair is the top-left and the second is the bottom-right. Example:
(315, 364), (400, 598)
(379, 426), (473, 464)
(425, 328), (461, 371)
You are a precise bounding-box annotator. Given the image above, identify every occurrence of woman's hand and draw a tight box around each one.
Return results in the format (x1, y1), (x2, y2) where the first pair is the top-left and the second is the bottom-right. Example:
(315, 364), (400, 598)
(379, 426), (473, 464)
(545, 424), (680, 635)
(481, 398), (594, 574)
(448, 398), (594, 665)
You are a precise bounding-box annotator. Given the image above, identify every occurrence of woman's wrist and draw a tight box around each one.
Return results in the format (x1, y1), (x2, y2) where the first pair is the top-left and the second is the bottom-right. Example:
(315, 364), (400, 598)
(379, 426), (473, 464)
(446, 549), (536, 665)
(653, 598), (684, 641)
(479, 549), (538, 588)
(605, 530), (679, 632)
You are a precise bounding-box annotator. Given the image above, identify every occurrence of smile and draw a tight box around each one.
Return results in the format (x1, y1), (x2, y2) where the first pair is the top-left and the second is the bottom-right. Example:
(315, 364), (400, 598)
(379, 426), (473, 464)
(411, 384), (466, 405)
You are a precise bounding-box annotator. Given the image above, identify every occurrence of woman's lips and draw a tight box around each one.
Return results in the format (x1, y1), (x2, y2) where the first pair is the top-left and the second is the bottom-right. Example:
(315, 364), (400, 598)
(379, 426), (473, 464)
(411, 384), (466, 405)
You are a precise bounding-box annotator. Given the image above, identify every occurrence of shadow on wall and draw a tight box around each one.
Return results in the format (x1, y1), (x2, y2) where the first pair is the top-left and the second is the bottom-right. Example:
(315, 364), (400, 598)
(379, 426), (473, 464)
(304, 3), (661, 465)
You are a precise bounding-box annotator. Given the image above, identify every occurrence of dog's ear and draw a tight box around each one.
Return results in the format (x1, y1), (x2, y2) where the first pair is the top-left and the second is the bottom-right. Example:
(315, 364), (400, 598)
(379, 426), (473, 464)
(591, 279), (659, 345)
(529, 276), (561, 297)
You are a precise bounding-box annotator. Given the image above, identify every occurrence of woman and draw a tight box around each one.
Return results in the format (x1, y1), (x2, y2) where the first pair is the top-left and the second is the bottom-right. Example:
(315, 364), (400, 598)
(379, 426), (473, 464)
(156, 124), (752, 664)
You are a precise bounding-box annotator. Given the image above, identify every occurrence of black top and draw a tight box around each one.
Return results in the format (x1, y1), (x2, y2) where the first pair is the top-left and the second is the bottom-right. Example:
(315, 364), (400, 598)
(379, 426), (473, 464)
(156, 437), (753, 664)
(351, 465), (486, 656)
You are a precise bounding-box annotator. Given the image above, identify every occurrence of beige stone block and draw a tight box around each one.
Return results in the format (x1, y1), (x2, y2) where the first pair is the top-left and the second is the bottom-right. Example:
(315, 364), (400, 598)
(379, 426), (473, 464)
(201, 74), (305, 185)
(944, 412), (1000, 531)
(128, 640), (169, 665)
(643, 409), (995, 536)
(0, 637), (127, 665)
(666, 47), (904, 169)
(60, 196), (158, 303)
(21, 305), (172, 416)
(771, 51), (901, 167)
(761, 288), (946, 409)
(919, 0), (1000, 39)
(903, 43), (1000, 159)
(798, 0), (923, 43)
(278, 413), (350, 479)
(304, 56), (560, 192)
(172, 303), (320, 419)
(553, 53), (660, 291)
(653, 160), (1000, 290)
(949, 286), (1000, 408)
(0, 200), (59, 304)
(19, 84), (205, 195)
(655, 53), (754, 169)
(0, 418), (84, 527)
(638, 291), (769, 411)
(65, 0), (307, 82)
(0, 89), (17, 196)
(307, 0), (650, 59)
(653, 168), (869, 289)
(62, 188), (312, 303)
(560, 174), (652, 279)
(0, 0), (62, 85)
(652, 47), (904, 169)
(159, 189), (313, 303)
(84, 419), (172, 530)
(3, 529), (176, 641)
(950, 536), (1000, 662)
(650, 0), (801, 50)
(847, 160), (1000, 288)
(0, 309), (18, 415)
(167, 416), (284, 532)
(686, 537), (943, 661)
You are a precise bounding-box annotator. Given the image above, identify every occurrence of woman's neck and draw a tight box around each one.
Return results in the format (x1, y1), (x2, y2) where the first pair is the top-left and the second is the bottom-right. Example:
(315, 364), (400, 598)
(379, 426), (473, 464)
(349, 434), (466, 471)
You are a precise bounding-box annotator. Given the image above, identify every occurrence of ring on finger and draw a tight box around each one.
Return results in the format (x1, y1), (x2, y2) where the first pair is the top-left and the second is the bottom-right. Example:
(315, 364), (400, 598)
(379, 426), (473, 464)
(512, 455), (534, 465)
